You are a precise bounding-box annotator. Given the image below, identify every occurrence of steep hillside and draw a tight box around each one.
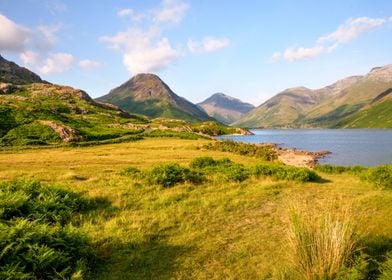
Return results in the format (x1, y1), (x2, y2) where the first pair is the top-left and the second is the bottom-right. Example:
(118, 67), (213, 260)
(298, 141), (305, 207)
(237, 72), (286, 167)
(333, 88), (392, 128)
(0, 54), (46, 84)
(0, 83), (148, 145)
(235, 65), (392, 128)
(233, 87), (321, 128)
(197, 93), (254, 124)
(97, 74), (212, 122)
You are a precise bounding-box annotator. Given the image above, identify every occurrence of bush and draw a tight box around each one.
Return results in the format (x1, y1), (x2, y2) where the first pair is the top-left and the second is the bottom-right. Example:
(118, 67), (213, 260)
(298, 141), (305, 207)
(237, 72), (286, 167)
(203, 140), (277, 161)
(0, 180), (93, 225)
(362, 165), (392, 188)
(0, 219), (95, 280)
(145, 163), (204, 187)
(0, 180), (98, 279)
(145, 130), (202, 140)
(120, 166), (141, 177)
(253, 163), (320, 182)
(315, 164), (366, 176)
(221, 163), (250, 182)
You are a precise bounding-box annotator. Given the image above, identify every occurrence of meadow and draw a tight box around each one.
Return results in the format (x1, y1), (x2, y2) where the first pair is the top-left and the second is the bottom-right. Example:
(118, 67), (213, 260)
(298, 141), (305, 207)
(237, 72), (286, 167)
(1, 137), (391, 279)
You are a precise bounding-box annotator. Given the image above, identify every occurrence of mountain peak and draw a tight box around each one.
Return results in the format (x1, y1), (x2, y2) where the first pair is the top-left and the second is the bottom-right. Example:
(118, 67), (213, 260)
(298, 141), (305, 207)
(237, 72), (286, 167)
(96, 73), (211, 122)
(198, 93), (254, 125)
(0, 54), (46, 85)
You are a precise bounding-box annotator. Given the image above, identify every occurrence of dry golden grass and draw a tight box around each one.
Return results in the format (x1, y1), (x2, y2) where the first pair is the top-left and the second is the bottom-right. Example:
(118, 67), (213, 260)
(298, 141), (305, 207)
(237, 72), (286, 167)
(1, 138), (391, 279)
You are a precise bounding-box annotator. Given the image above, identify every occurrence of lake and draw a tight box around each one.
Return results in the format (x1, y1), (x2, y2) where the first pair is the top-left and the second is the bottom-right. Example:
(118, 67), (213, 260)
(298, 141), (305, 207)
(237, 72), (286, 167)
(218, 129), (392, 166)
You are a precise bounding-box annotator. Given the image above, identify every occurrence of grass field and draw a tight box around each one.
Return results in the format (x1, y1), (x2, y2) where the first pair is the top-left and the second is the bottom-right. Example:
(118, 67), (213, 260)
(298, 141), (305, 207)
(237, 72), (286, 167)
(1, 138), (392, 279)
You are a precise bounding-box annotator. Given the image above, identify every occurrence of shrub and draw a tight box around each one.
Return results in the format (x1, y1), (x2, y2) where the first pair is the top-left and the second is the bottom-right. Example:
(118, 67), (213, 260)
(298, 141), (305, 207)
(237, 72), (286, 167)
(189, 156), (218, 169)
(221, 163), (250, 182)
(362, 165), (392, 188)
(145, 163), (204, 187)
(287, 203), (358, 279)
(203, 140), (277, 161)
(0, 180), (92, 224)
(253, 163), (320, 182)
(120, 166), (141, 177)
(145, 130), (201, 140)
(0, 219), (95, 280)
(0, 180), (98, 279)
(315, 164), (366, 176)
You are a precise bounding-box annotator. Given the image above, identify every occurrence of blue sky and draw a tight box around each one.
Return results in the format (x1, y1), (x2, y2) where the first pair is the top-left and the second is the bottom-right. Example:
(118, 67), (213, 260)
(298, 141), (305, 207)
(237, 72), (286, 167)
(1, 0), (391, 105)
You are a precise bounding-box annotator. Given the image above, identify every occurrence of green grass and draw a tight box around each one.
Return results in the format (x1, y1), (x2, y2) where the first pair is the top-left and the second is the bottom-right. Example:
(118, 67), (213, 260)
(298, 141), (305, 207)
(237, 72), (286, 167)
(0, 180), (101, 279)
(0, 138), (391, 279)
(334, 98), (392, 128)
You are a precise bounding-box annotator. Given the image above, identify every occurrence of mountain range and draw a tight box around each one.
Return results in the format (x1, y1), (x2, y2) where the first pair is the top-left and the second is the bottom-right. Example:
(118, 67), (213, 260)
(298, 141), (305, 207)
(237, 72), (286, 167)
(197, 93), (254, 124)
(234, 65), (392, 128)
(0, 55), (247, 146)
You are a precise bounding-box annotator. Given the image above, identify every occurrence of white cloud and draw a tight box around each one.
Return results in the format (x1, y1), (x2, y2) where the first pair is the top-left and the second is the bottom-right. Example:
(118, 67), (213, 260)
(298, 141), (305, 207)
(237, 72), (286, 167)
(78, 59), (101, 70)
(100, 27), (182, 73)
(0, 14), (31, 52)
(117, 8), (133, 17)
(283, 46), (324, 62)
(188, 37), (230, 54)
(38, 53), (74, 75)
(318, 17), (385, 44)
(20, 51), (39, 66)
(270, 16), (388, 63)
(154, 0), (189, 24)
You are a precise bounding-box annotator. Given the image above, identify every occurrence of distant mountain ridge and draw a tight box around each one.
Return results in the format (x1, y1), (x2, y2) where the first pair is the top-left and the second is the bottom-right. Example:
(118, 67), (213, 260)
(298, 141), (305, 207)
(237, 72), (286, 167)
(197, 93), (254, 124)
(96, 74), (212, 122)
(234, 64), (392, 128)
(0, 54), (46, 85)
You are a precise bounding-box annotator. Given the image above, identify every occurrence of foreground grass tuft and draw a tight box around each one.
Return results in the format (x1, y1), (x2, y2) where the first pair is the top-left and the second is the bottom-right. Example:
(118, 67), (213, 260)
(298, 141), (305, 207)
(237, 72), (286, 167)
(286, 202), (359, 279)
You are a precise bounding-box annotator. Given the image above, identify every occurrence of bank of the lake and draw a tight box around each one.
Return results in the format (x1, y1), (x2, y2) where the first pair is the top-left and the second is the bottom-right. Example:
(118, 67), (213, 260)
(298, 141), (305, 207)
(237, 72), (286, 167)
(219, 129), (392, 166)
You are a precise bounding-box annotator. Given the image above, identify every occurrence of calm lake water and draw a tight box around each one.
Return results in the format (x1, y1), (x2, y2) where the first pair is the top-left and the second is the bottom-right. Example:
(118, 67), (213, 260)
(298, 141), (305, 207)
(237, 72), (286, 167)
(218, 129), (392, 166)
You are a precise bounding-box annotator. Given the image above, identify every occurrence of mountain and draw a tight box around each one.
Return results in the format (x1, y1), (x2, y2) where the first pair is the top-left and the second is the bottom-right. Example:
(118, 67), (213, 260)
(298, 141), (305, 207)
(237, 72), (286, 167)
(197, 93), (254, 124)
(234, 65), (392, 128)
(0, 55), (149, 145)
(0, 54), (46, 84)
(96, 74), (212, 122)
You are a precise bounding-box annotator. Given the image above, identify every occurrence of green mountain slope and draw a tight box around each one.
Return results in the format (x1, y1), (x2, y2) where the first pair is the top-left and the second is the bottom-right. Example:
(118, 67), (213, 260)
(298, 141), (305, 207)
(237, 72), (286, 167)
(197, 93), (254, 124)
(96, 74), (212, 122)
(235, 65), (392, 128)
(333, 89), (392, 128)
(0, 83), (147, 145)
(233, 87), (324, 128)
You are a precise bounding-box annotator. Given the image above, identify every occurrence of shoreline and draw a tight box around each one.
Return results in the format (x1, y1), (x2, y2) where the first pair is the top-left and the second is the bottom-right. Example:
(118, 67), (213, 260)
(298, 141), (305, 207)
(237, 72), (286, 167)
(255, 143), (331, 168)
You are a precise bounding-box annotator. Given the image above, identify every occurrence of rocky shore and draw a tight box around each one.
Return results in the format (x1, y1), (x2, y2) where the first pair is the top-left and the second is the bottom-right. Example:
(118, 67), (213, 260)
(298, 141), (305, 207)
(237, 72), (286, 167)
(275, 146), (330, 168)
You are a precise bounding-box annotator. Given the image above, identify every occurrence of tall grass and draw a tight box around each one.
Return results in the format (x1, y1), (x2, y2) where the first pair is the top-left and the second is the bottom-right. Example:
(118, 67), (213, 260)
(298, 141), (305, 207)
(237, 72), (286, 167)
(286, 202), (359, 279)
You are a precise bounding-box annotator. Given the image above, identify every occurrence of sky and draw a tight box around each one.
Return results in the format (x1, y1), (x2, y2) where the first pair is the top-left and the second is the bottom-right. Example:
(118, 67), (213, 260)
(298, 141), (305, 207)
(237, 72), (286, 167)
(0, 0), (392, 105)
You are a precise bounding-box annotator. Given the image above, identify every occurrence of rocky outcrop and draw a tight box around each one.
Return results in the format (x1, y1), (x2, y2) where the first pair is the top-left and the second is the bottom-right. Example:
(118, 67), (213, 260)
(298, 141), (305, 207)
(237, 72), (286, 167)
(0, 83), (19, 94)
(39, 121), (84, 142)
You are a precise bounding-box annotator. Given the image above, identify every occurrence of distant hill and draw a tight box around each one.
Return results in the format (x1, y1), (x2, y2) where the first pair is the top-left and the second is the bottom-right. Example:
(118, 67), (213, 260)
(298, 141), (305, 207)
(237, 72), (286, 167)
(234, 65), (392, 128)
(0, 54), (46, 84)
(197, 93), (254, 125)
(96, 74), (212, 122)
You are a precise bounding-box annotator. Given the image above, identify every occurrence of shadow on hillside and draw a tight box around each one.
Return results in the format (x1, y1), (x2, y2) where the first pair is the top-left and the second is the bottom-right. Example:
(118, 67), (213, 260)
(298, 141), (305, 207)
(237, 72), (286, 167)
(93, 234), (192, 279)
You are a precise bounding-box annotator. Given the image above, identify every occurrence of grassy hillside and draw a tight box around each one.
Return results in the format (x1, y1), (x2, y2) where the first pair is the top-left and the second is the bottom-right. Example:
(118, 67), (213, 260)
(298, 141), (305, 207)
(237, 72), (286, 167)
(1, 138), (392, 279)
(334, 99), (392, 128)
(235, 65), (392, 128)
(0, 83), (148, 145)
